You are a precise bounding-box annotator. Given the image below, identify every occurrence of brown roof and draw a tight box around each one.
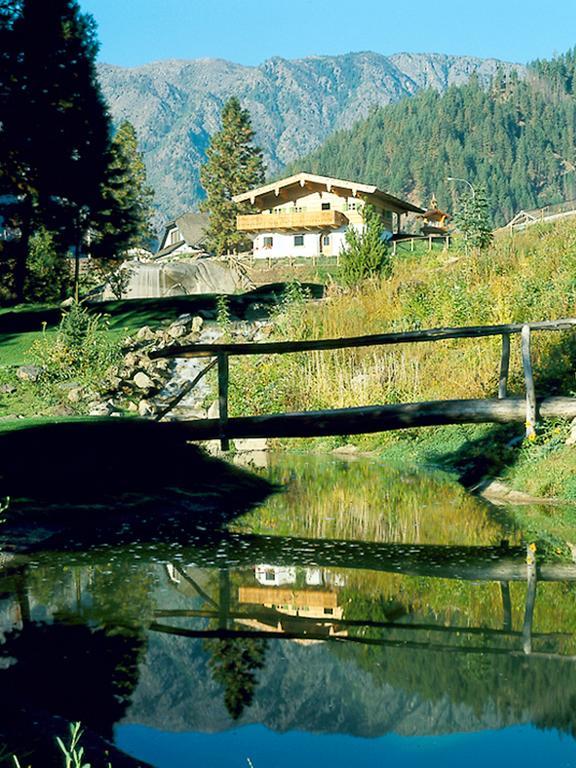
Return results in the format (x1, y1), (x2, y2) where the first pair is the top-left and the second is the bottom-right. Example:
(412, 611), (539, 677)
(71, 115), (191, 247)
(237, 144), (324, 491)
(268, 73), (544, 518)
(233, 172), (424, 214)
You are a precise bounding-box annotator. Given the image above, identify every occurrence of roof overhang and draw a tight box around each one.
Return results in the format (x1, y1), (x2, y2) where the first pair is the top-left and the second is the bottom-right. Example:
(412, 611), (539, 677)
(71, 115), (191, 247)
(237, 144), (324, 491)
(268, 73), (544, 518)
(233, 172), (424, 215)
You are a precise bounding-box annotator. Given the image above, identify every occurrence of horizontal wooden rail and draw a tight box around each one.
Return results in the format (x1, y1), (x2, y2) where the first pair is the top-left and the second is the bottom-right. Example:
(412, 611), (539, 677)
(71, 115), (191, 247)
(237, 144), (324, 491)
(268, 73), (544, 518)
(150, 318), (576, 359)
(149, 318), (576, 448)
(165, 396), (576, 441)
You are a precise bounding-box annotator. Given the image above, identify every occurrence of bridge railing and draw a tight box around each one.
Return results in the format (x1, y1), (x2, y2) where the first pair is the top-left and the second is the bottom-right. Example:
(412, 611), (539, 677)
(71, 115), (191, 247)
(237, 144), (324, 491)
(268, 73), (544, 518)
(150, 318), (576, 449)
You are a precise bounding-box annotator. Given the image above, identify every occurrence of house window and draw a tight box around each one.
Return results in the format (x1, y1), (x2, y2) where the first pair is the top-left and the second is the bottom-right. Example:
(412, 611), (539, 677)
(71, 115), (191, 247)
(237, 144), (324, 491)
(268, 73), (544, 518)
(324, 607), (334, 615)
(321, 202), (331, 210)
(322, 235), (330, 246)
(294, 235), (304, 247)
(169, 228), (180, 245)
(263, 236), (273, 249)
(264, 569), (275, 581)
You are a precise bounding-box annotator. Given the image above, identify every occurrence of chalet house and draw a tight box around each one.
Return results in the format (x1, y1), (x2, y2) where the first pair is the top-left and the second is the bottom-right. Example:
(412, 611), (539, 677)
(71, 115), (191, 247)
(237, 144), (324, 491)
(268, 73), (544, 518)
(233, 173), (424, 259)
(156, 212), (209, 259)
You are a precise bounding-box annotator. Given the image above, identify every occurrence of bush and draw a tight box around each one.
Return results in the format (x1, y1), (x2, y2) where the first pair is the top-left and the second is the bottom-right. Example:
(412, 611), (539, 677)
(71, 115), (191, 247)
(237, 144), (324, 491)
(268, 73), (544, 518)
(30, 302), (120, 384)
(26, 227), (72, 302)
(339, 204), (391, 287)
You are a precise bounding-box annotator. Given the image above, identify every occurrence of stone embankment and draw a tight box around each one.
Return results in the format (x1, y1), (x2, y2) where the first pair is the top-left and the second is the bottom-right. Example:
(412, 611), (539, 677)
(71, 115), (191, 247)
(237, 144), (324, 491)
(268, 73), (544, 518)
(82, 313), (270, 429)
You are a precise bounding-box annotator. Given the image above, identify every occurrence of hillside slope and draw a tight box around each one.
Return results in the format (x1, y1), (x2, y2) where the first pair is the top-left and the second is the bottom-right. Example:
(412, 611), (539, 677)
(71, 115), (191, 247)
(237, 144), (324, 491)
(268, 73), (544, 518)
(289, 68), (576, 226)
(98, 52), (524, 226)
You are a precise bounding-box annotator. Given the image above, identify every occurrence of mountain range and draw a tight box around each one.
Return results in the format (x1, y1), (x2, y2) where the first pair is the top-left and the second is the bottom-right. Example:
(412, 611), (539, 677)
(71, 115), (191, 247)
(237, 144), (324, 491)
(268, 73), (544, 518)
(97, 52), (525, 228)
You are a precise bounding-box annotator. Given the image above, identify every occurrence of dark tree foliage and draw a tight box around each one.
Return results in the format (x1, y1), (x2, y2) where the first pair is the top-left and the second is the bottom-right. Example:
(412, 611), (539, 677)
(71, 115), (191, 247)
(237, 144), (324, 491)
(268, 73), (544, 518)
(200, 97), (265, 256)
(0, 0), (112, 300)
(288, 70), (576, 227)
(0, 1), (148, 302)
(207, 637), (267, 720)
(91, 120), (155, 258)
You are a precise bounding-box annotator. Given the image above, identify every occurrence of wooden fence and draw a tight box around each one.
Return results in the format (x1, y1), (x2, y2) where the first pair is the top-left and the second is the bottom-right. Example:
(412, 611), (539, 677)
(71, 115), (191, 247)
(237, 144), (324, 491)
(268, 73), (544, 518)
(151, 318), (576, 450)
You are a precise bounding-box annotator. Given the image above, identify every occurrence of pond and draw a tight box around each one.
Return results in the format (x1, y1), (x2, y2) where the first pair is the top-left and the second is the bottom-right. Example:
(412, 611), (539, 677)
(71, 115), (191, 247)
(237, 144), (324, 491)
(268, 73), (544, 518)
(1, 452), (576, 767)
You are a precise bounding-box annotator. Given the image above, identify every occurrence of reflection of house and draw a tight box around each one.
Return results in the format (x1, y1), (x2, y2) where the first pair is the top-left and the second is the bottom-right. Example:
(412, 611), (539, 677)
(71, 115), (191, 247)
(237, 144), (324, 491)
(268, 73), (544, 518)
(239, 586), (344, 621)
(156, 212), (209, 259)
(234, 173), (423, 259)
(255, 565), (297, 586)
(238, 564), (348, 641)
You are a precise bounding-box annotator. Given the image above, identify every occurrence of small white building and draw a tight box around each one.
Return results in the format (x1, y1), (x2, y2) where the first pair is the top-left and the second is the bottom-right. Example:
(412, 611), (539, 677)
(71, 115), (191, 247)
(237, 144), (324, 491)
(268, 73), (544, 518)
(233, 173), (423, 259)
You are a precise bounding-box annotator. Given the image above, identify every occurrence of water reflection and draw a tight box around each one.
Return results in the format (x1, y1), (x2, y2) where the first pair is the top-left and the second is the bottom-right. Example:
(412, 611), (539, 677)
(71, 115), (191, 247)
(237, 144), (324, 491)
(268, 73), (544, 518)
(1, 455), (576, 765)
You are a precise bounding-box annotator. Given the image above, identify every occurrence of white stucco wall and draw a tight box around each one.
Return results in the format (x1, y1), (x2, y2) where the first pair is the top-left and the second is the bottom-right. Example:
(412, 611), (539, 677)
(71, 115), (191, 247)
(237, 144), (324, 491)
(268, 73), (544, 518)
(252, 225), (360, 259)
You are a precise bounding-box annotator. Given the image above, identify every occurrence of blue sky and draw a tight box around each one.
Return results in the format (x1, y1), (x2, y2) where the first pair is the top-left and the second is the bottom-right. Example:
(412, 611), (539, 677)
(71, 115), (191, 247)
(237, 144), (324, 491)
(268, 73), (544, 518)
(81, 0), (576, 68)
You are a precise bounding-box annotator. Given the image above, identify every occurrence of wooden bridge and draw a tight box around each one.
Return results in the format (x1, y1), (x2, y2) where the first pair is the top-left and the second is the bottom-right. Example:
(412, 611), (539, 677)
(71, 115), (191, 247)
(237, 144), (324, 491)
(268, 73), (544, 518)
(151, 318), (576, 450)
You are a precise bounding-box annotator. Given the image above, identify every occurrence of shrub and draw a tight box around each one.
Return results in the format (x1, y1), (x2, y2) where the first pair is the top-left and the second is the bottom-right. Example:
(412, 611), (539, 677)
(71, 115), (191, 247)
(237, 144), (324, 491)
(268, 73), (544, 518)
(339, 204), (391, 287)
(30, 302), (120, 384)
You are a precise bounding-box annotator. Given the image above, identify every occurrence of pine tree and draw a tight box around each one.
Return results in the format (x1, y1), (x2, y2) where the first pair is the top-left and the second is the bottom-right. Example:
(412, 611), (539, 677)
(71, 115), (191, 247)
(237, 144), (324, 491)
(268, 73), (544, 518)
(91, 120), (155, 258)
(339, 204), (392, 287)
(0, 0), (113, 301)
(200, 98), (265, 256)
(454, 187), (493, 250)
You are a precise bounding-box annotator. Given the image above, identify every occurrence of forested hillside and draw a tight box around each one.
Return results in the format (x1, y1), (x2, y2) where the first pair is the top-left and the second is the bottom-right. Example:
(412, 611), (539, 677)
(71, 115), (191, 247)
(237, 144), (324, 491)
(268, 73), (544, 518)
(98, 52), (523, 226)
(290, 51), (576, 225)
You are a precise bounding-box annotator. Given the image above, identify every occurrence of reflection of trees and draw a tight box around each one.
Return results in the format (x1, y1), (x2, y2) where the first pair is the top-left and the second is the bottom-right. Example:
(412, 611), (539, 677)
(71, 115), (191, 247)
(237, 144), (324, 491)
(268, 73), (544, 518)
(235, 454), (518, 547)
(336, 639), (576, 736)
(205, 637), (267, 720)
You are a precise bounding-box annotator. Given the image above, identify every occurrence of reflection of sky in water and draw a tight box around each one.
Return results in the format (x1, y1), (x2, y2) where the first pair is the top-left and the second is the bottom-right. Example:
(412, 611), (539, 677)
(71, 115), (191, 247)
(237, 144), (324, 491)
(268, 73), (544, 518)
(116, 723), (576, 768)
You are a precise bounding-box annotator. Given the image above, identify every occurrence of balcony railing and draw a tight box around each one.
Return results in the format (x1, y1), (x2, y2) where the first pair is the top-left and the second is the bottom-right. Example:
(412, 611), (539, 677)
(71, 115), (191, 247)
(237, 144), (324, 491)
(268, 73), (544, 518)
(237, 210), (349, 232)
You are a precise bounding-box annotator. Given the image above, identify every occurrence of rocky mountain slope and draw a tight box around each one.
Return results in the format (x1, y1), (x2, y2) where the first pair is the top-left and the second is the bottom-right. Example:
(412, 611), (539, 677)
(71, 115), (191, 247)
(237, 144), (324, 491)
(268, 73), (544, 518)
(98, 52), (525, 229)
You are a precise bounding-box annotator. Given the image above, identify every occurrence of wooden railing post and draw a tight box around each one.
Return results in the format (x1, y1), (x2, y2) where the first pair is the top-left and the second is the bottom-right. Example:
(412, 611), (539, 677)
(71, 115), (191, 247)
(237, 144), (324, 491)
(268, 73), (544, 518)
(498, 333), (511, 399)
(521, 324), (537, 439)
(522, 543), (537, 654)
(217, 352), (230, 451)
(500, 581), (512, 632)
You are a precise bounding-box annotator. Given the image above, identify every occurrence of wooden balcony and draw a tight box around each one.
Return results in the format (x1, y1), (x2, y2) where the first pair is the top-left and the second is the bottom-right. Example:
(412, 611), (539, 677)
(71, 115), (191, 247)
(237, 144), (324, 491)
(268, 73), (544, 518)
(237, 210), (348, 232)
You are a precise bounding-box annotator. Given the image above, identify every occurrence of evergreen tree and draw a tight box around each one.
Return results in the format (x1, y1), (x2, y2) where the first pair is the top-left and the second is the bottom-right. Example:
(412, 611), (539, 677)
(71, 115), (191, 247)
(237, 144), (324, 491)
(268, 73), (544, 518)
(0, 0), (113, 301)
(91, 120), (155, 258)
(206, 638), (267, 720)
(339, 204), (392, 287)
(200, 98), (265, 256)
(454, 187), (493, 250)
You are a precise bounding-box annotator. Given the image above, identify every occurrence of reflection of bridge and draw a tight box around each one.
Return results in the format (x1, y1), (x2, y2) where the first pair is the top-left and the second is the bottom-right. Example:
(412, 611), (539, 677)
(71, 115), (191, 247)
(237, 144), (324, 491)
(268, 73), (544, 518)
(148, 535), (576, 662)
(2, 535), (576, 661)
(152, 319), (576, 449)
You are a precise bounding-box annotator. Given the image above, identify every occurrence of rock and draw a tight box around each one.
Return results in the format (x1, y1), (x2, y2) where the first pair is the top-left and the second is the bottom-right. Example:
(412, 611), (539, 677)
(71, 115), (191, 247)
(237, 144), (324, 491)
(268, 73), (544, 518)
(136, 326), (155, 342)
(332, 444), (359, 455)
(192, 315), (204, 333)
(0, 383), (16, 395)
(234, 437), (268, 452)
(133, 371), (154, 390)
(67, 387), (83, 403)
(167, 323), (188, 339)
(54, 403), (76, 417)
(566, 418), (576, 446)
(123, 351), (139, 369)
(16, 365), (43, 382)
(126, 401), (138, 413)
(138, 399), (155, 417)
(88, 400), (116, 417)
